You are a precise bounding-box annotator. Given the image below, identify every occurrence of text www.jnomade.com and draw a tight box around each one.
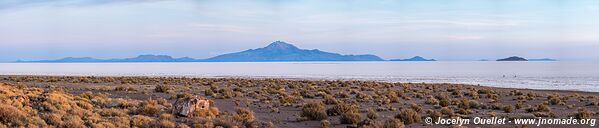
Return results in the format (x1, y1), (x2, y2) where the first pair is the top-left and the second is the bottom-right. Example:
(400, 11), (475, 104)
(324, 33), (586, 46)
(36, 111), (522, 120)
(426, 117), (596, 126)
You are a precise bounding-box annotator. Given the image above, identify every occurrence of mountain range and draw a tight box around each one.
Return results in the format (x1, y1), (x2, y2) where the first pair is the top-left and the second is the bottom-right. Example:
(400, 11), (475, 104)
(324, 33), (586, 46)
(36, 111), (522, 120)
(20, 41), (385, 62)
(17, 41), (557, 62)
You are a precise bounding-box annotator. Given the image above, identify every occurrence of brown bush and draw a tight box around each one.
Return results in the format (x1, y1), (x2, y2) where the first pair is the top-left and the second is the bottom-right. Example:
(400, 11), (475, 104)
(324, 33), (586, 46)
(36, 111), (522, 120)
(131, 115), (156, 127)
(425, 96), (439, 105)
(426, 109), (442, 123)
(395, 108), (421, 125)
(574, 108), (594, 119)
(233, 108), (256, 124)
(367, 108), (379, 119)
(323, 95), (338, 105)
(321, 120), (331, 128)
(158, 120), (176, 128)
(155, 85), (171, 93)
(410, 103), (423, 112)
(301, 102), (328, 120)
(0, 104), (29, 126)
(383, 118), (405, 128)
(326, 103), (358, 116)
(503, 105), (514, 113)
(340, 112), (361, 124)
(137, 99), (161, 116)
(440, 107), (454, 117)
(439, 100), (450, 107)
(62, 115), (85, 128)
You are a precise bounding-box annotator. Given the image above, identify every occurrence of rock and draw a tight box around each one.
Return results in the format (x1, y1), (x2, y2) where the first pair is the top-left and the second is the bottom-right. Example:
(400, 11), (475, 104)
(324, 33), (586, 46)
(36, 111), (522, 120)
(172, 96), (210, 117)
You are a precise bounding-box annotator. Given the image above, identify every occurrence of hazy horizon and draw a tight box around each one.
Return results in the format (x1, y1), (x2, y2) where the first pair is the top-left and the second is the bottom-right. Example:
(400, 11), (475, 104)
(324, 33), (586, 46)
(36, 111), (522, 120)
(2, 0), (599, 61)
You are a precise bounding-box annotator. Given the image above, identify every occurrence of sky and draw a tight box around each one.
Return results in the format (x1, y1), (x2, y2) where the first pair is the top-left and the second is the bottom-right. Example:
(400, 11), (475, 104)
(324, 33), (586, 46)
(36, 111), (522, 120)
(1, 0), (599, 61)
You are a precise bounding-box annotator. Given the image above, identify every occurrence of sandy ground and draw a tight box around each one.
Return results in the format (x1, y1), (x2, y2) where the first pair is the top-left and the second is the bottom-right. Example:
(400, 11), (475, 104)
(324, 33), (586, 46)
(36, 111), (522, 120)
(1, 75), (599, 128)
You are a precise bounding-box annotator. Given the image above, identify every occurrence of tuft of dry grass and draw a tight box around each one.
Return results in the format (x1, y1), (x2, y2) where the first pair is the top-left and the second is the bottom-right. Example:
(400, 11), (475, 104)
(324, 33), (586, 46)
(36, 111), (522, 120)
(367, 108), (378, 120)
(574, 108), (594, 119)
(301, 101), (328, 120)
(233, 108), (256, 124)
(320, 120), (331, 128)
(154, 85), (172, 93)
(339, 112), (361, 124)
(131, 115), (155, 128)
(383, 118), (405, 128)
(326, 103), (359, 116)
(395, 108), (421, 125)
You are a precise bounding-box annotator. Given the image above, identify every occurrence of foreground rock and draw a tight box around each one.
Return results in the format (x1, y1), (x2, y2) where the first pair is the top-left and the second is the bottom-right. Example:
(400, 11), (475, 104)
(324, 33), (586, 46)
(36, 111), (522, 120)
(172, 95), (210, 117)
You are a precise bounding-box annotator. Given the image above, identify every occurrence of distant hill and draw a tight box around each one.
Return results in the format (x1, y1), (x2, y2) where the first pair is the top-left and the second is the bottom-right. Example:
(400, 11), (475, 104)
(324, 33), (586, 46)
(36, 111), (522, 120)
(497, 56), (528, 61)
(389, 56), (436, 61)
(528, 58), (557, 61)
(26, 57), (104, 62)
(18, 41), (384, 62)
(106, 55), (195, 62)
(202, 41), (383, 62)
(24, 55), (196, 63)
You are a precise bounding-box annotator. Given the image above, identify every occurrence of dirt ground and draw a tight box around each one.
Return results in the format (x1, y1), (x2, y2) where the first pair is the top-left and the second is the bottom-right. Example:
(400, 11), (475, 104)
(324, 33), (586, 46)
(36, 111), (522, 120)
(1, 75), (599, 128)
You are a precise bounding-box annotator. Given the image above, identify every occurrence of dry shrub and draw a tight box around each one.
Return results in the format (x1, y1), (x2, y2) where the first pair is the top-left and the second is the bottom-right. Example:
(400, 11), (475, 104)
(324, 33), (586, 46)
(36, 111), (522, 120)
(387, 90), (401, 103)
(367, 108), (378, 119)
(326, 103), (359, 116)
(536, 104), (551, 112)
(155, 85), (171, 93)
(321, 120), (331, 128)
(131, 115), (155, 127)
(218, 88), (236, 98)
(137, 99), (161, 116)
(574, 108), (594, 119)
(340, 112), (361, 124)
(98, 108), (128, 117)
(410, 103), (423, 112)
(323, 95), (338, 105)
(214, 116), (242, 128)
(426, 109), (442, 123)
(301, 102), (328, 120)
(383, 118), (405, 128)
(440, 107), (454, 117)
(425, 96), (439, 105)
(458, 99), (471, 109)
(158, 120), (177, 128)
(178, 124), (191, 128)
(0, 104), (29, 126)
(439, 100), (450, 107)
(395, 108), (421, 125)
(279, 96), (297, 106)
(42, 113), (63, 126)
(62, 115), (85, 128)
(191, 105), (220, 118)
(503, 105), (514, 113)
(357, 119), (379, 127)
(233, 108), (256, 124)
(114, 85), (136, 92)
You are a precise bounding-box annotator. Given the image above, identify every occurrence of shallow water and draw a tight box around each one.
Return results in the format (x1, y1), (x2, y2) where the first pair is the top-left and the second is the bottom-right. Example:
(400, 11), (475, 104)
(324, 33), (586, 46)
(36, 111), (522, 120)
(1, 61), (599, 92)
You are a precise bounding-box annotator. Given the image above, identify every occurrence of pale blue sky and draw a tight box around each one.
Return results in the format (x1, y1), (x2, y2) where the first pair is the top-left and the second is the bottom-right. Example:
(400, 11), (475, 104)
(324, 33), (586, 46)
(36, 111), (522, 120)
(1, 0), (599, 61)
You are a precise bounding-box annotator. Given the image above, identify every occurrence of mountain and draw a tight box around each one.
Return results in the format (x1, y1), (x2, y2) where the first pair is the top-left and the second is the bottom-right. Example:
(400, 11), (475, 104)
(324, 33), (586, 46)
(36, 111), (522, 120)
(17, 41), (385, 62)
(528, 58), (557, 61)
(106, 55), (195, 62)
(389, 56), (436, 61)
(497, 56), (528, 61)
(31, 57), (104, 62)
(24, 55), (196, 62)
(201, 41), (384, 62)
